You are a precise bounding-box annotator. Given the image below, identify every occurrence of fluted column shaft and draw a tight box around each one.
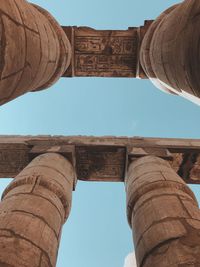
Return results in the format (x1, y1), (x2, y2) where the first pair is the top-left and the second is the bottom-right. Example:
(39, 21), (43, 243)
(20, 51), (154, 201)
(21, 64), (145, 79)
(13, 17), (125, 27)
(0, 0), (71, 105)
(0, 153), (75, 267)
(126, 156), (200, 267)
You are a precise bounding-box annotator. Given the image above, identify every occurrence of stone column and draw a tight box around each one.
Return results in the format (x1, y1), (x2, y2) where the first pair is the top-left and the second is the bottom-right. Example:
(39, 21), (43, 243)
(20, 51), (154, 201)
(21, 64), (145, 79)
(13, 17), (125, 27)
(140, 0), (200, 102)
(126, 156), (200, 267)
(0, 0), (71, 106)
(0, 153), (75, 267)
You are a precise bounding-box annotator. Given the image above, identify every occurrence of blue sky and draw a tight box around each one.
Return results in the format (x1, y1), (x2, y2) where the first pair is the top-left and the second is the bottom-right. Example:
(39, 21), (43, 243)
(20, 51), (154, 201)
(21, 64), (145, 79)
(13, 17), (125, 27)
(1, 0), (200, 267)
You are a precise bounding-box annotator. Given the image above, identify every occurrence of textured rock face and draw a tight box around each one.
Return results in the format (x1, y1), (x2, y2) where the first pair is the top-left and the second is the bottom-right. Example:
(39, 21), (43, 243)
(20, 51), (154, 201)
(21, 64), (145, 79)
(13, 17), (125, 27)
(126, 156), (200, 267)
(140, 0), (200, 101)
(0, 0), (71, 105)
(0, 153), (74, 267)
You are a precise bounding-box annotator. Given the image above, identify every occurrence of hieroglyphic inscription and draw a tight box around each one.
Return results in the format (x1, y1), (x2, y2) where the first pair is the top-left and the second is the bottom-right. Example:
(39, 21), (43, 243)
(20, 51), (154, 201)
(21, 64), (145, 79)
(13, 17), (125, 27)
(74, 27), (138, 77)
(0, 144), (29, 178)
(171, 152), (200, 184)
(184, 153), (200, 183)
(2, 136), (200, 183)
(76, 146), (126, 181)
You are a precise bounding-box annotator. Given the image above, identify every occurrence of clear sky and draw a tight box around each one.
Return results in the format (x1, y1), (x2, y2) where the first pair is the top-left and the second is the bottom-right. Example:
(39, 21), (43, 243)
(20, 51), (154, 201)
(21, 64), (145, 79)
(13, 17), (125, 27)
(1, 0), (200, 267)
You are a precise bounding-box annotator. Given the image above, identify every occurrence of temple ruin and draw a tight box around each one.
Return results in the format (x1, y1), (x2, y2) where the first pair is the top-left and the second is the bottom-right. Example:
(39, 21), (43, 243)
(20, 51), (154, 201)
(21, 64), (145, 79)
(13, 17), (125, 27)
(0, 0), (200, 105)
(0, 136), (200, 266)
(1, 0), (200, 266)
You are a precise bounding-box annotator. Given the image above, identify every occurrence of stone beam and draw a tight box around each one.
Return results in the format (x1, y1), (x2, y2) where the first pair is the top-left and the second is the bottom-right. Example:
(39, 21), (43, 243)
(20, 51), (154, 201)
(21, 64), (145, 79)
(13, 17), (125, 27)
(61, 22), (152, 78)
(1, 0), (200, 106)
(0, 0), (152, 106)
(0, 136), (200, 184)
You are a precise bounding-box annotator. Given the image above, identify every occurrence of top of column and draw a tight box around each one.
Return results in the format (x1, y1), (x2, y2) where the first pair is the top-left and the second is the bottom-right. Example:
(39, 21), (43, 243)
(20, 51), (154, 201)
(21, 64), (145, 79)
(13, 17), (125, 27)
(0, 0), (71, 105)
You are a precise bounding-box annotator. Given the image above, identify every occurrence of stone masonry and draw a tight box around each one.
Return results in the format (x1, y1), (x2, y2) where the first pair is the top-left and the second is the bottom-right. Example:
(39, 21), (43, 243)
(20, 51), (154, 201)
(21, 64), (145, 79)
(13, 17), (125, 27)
(0, 153), (75, 267)
(0, 0), (200, 105)
(0, 0), (71, 105)
(126, 156), (200, 266)
(140, 0), (200, 101)
(1, 0), (200, 105)
(0, 136), (200, 266)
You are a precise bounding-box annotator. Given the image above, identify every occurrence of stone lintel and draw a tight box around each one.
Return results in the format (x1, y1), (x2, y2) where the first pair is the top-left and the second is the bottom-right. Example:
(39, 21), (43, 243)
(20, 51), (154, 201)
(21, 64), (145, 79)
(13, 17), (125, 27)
(0, 136), (200, 184)
(61, 22), (153, 78)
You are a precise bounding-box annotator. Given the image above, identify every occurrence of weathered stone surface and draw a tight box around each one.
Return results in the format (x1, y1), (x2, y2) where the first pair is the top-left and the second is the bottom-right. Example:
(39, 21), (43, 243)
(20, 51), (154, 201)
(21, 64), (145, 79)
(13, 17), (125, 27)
(140, 0), (200, 101)
(62, 22), (154, 78)
(62, 26), (139, 78)
(0, 143), (29, 177)
(126, 156), (200, 267)
(1, 0), (200, 106)
(1, 136), (200, 184)
(0, 0), (71, 105)
(76, 145), (126, 181)
(0, 153), (75, 267)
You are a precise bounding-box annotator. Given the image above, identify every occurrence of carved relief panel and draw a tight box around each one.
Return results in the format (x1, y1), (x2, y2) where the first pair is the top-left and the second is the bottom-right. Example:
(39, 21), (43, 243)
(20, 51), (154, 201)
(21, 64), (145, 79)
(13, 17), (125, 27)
(63, 26), (138, 77)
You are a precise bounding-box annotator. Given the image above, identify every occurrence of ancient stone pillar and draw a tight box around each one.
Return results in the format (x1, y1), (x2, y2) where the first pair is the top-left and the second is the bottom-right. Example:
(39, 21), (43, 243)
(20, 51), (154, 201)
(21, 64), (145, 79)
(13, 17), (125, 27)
(0, 0), (71, 105)
(126, 156), (200, 267)
(0, 153), (75, 267)
(140, 0), (200, 103)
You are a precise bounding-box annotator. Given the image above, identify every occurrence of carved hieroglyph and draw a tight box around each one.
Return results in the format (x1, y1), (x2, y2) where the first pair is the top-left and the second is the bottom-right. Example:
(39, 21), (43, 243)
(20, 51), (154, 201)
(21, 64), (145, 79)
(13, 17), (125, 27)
(0, 153), (75, 267)
(1, 0), (200, 106)
(1, 136), (200, 184)
(63, 26), (139, 77)
(0, 0), (71, 105)
(76, 145), (126, 181)
(126, 156), (200, 267)
(1, 137), (200, 266)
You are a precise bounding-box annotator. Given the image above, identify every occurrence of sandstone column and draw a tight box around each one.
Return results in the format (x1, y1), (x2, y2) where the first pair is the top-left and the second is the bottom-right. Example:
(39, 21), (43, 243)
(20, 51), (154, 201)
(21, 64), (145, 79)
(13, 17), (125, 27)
(0, 0), (71, 106)
(140, 0), (200, 103)
(126, 156), (200, 267)
(0, 153), (75, 267)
